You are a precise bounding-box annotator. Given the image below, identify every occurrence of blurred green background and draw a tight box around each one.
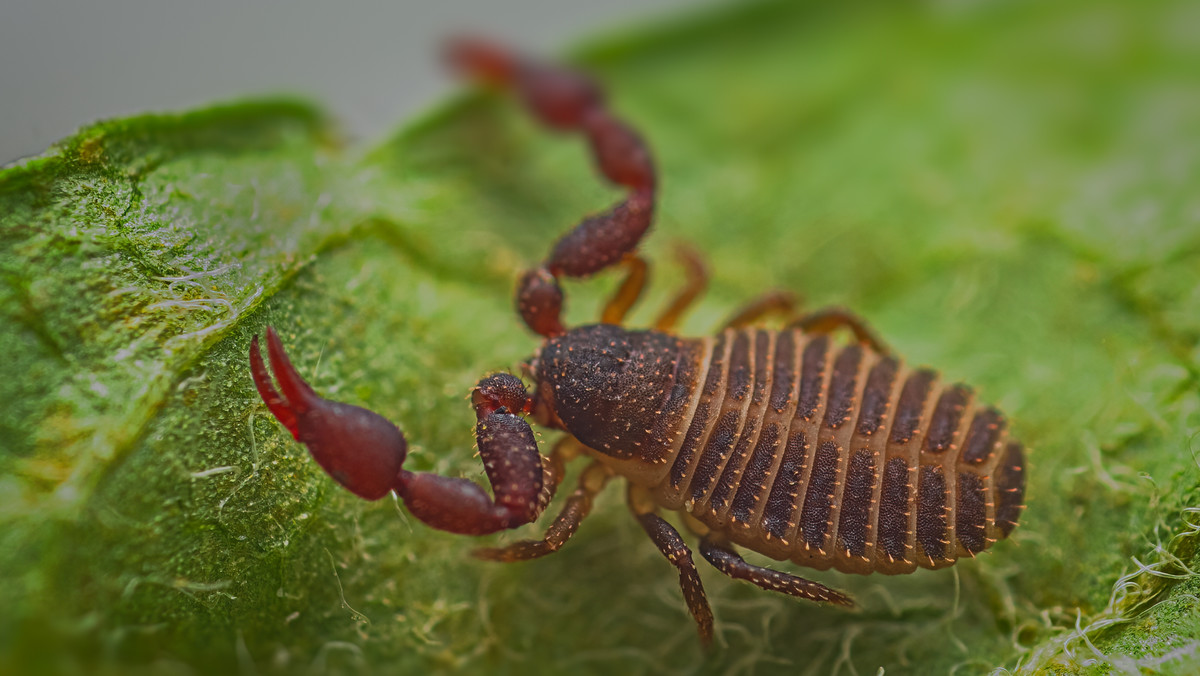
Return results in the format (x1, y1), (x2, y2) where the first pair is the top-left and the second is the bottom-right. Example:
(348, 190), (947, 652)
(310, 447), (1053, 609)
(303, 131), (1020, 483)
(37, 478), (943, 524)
(2, 1), (1199, 674)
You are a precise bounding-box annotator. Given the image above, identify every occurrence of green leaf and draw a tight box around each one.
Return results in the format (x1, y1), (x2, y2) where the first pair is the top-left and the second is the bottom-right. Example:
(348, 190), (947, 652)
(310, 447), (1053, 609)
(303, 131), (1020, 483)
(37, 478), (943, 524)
(3, 1), (1200, 674)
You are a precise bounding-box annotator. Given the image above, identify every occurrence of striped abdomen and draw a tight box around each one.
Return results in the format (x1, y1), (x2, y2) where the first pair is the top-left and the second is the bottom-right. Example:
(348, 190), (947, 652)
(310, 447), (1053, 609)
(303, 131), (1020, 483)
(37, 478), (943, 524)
(654, 328), (1025, 575)
(537, 324), (1025, 576)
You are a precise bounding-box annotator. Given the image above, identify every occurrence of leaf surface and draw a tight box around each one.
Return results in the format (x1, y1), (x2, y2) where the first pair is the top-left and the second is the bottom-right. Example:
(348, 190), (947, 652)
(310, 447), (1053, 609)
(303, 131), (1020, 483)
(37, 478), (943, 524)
(3, 1), (1200, 674)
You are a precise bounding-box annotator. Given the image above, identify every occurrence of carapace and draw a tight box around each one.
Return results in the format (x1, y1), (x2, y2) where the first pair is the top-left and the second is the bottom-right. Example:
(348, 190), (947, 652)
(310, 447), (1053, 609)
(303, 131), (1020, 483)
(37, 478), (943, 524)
(248, 38), (1027, 647)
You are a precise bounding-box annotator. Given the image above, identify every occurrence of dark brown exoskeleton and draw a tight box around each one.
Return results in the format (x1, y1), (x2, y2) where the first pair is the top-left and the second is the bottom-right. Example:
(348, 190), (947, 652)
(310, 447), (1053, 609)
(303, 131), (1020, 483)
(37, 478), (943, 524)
(249, 39), (1027, 648)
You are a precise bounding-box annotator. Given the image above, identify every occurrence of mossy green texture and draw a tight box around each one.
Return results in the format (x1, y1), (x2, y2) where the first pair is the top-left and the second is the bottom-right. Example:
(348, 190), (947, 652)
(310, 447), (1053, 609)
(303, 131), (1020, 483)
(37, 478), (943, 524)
(3, 1), (1199, 674)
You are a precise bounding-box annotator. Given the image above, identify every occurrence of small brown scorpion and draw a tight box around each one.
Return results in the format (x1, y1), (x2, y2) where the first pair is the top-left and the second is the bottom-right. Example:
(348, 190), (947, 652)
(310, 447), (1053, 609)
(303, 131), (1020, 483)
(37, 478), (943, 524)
(249, 38), (1027, 647)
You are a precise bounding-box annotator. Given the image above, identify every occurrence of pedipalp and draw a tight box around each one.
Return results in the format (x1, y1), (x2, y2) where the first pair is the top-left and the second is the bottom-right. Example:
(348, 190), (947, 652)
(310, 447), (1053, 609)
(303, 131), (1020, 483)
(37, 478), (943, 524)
(449, 36), (657, 338)
(251, 330), (550, 534)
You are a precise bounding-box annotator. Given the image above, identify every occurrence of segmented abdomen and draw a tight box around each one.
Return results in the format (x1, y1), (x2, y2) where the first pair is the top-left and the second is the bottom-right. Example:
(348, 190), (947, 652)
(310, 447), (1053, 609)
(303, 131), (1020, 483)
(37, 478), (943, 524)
(654, 328), (1026, 575)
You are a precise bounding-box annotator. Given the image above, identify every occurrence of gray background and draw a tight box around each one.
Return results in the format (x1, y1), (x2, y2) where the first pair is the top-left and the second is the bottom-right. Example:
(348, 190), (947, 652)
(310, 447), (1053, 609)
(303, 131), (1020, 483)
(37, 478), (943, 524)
(0, 0), (708, 164)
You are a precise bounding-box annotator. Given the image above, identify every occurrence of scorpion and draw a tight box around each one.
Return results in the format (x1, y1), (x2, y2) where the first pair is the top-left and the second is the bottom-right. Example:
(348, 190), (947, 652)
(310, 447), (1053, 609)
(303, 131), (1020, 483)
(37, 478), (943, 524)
(249, 38), (1027, 647)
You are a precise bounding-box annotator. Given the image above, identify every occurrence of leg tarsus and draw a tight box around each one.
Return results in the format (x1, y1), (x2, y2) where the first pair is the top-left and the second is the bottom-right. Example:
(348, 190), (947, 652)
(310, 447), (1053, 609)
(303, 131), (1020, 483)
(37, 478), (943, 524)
(788, 307), (889, 354)
(699, 536), (855, 607)
(472, 496), (586, 561)
(636, 513), (715, 649)
(629, 485), (715, 649)
(473, 458), (611, 561)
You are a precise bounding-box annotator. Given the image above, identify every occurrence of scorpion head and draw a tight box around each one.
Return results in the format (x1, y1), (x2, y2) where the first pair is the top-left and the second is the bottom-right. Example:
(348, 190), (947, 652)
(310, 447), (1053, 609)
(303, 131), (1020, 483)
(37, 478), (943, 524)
(528, 324), (687, 461)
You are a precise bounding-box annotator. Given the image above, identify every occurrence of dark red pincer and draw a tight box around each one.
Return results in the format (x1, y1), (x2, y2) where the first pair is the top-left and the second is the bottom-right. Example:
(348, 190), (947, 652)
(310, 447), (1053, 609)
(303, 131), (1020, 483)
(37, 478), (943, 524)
(249, 327), (407, 500)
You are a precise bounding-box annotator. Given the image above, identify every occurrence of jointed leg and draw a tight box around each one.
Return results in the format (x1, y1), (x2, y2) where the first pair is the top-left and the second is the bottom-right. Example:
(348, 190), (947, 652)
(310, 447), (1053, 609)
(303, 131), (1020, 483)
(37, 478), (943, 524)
(629, 485), (715, 648)
(698, 535), (854, 607)
(722, 290), (801, 329)
(601, 255), (648, 325)
(532, 436), (583, 514)
(474, 458), (612, 562)
(788, 307), (889, 354)
(654, 244), (709, 332)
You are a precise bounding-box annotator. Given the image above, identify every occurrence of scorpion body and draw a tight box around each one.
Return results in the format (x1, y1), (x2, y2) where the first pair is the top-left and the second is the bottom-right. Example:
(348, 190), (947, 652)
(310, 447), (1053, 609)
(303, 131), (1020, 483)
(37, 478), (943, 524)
(538, 324), (1025, 577)
(249, 39), (1026, 647)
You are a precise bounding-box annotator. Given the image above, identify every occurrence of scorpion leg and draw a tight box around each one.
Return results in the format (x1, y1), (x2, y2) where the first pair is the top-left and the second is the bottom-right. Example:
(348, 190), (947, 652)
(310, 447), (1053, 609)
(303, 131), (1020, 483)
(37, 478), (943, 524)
(628, 485), (715, 648)
(474, 458), (613, 562)
(449, 38), (657, 338)
(251, 328), (549, 535)
(787, 307), (890, 354)
(698, 536), (855, 608)
(600, 255), (648, 325)
(721, 290), (801, 329)
(530, 436), (582, 516)
(654, 244), (709, 332)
